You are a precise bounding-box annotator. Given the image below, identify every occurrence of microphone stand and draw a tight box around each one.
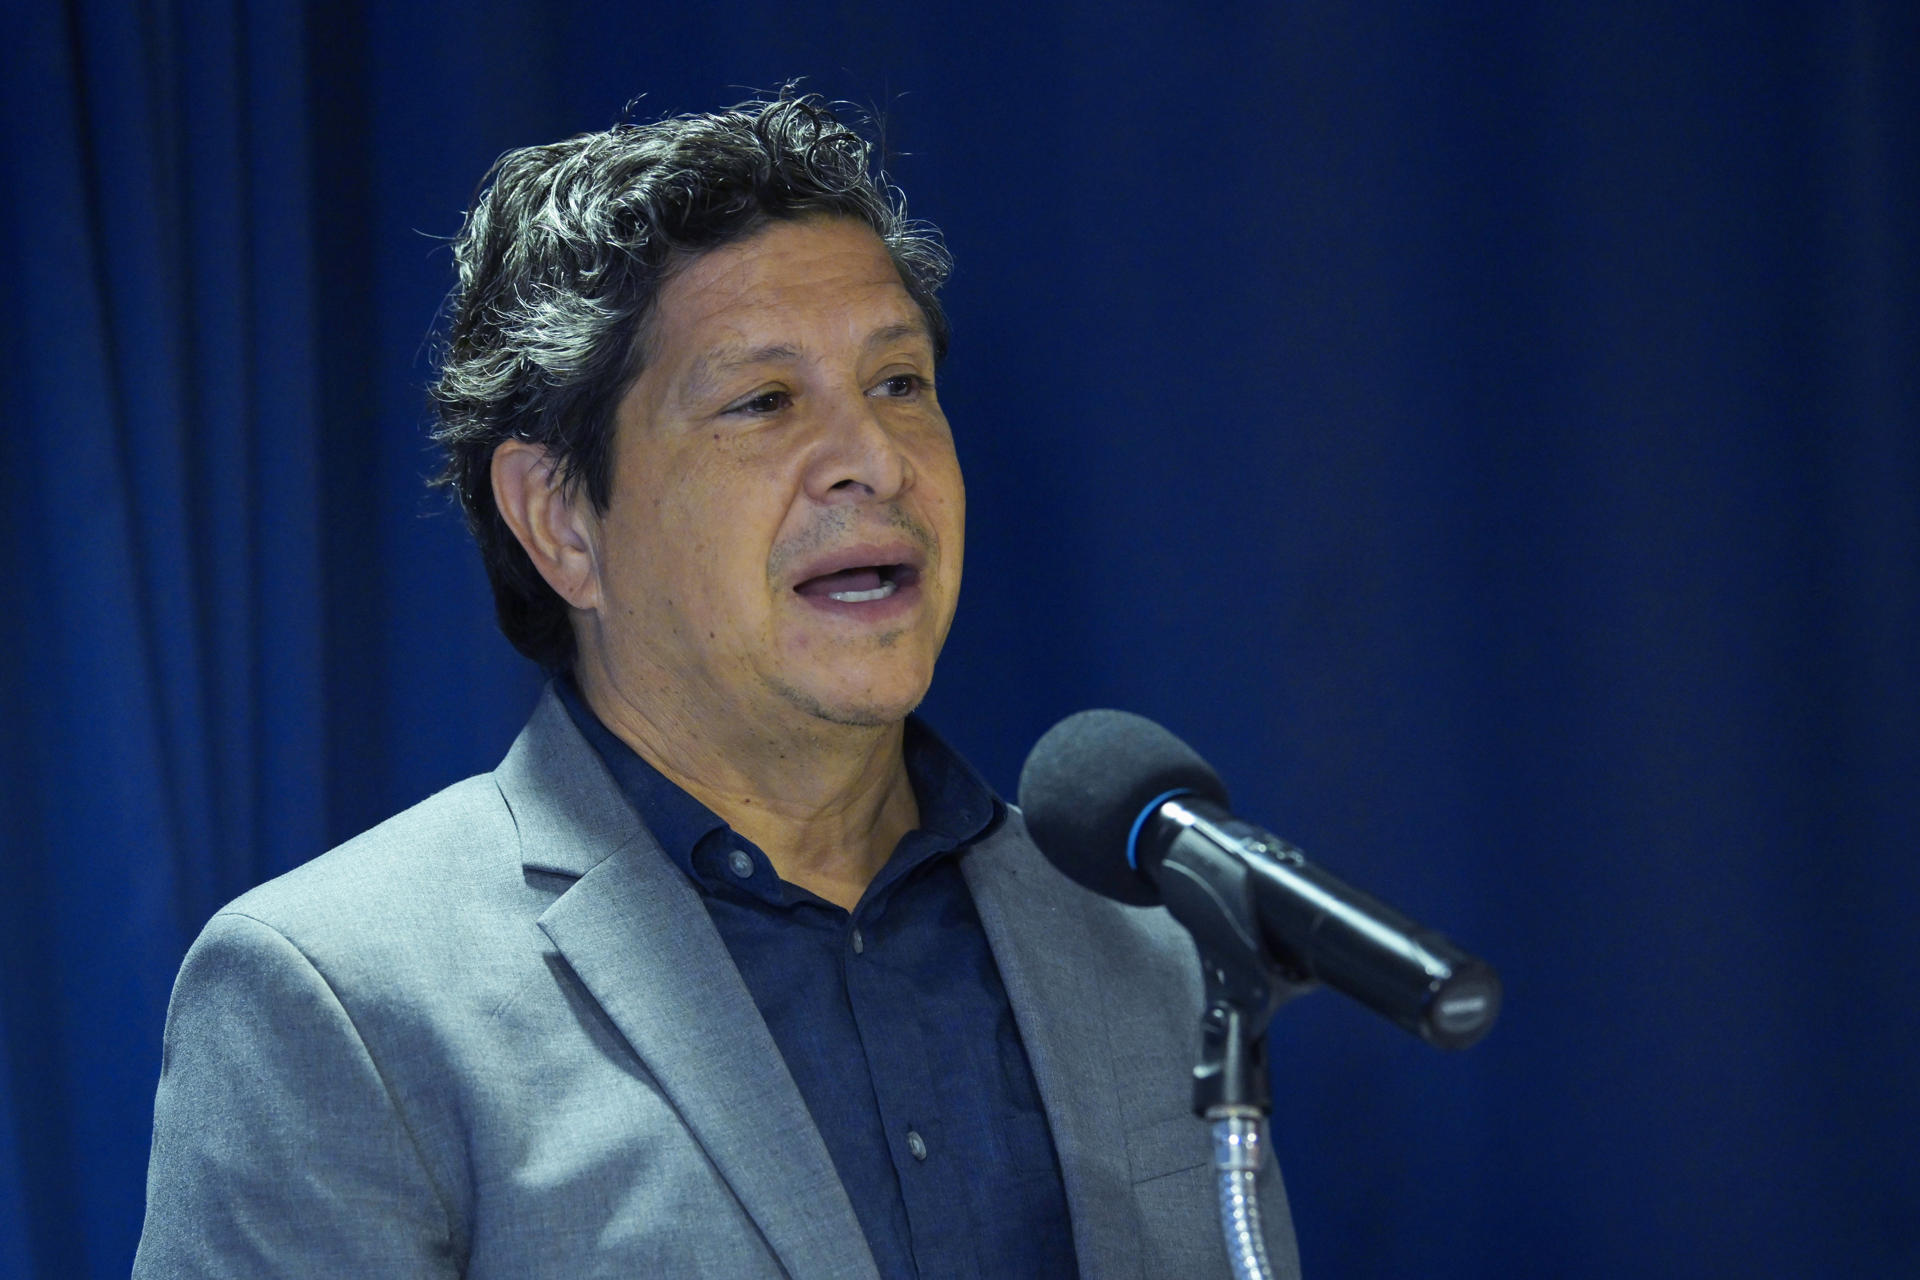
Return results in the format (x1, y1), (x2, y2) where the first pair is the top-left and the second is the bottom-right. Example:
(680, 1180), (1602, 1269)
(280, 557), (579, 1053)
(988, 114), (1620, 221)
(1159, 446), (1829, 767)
(1154, 829), (1296, 1280)
(1196, 998), (1276, 1280)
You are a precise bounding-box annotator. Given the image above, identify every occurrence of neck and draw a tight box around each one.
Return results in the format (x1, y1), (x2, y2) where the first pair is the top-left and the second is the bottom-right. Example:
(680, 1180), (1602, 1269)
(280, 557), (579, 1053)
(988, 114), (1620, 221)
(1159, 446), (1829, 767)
(574, 658), (919, 912)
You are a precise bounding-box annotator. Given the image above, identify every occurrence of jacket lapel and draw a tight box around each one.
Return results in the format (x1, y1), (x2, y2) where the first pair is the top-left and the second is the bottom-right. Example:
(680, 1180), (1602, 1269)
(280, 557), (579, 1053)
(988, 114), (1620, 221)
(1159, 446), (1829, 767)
(498, 689), (879, 1280)
(963, 814), (1147, 1280)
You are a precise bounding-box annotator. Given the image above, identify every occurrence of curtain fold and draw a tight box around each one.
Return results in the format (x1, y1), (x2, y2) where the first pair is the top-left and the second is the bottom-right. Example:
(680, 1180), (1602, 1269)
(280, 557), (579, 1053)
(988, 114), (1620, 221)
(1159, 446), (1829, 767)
(3, 2), (323, 1272)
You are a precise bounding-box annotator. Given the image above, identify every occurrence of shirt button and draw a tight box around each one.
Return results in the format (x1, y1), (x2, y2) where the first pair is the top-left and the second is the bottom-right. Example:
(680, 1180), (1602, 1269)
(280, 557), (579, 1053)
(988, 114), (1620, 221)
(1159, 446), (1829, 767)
(728, 849), (754, 878)
(906, 1130), (928, 1161)
(851, 927), (865, 955)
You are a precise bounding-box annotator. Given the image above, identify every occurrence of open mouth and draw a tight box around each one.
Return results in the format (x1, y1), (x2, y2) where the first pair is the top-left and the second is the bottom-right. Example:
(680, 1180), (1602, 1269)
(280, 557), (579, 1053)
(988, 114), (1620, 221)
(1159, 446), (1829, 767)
(794, 563), (920, 604)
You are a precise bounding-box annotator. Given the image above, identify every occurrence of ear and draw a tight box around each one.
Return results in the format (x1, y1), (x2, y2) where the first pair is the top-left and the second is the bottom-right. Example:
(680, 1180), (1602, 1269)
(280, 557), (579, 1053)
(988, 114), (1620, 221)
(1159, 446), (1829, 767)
(491, 440), (601, 612)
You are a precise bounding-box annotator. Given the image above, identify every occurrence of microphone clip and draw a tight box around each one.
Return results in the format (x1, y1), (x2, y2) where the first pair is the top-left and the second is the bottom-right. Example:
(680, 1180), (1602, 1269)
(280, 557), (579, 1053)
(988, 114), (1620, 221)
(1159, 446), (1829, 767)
(1150, 796), (1300, 1117)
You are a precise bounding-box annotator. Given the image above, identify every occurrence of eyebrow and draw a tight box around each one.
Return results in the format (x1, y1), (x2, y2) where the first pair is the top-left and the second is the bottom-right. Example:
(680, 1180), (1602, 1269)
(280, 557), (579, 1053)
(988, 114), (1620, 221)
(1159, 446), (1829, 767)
(681, 343), (802, 403)
(679, 319), (933, 403)
(860, 320), (931, 354)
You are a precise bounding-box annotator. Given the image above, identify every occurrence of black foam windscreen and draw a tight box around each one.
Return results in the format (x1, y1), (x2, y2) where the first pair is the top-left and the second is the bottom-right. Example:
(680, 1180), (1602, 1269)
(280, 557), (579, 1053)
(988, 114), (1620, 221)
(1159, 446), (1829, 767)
(1016, 709), (1231, 906)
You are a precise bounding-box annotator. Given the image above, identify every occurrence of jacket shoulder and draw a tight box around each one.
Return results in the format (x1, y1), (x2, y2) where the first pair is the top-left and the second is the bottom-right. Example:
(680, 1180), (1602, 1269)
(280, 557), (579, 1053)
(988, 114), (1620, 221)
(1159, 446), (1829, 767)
(219, 772), (521, 943)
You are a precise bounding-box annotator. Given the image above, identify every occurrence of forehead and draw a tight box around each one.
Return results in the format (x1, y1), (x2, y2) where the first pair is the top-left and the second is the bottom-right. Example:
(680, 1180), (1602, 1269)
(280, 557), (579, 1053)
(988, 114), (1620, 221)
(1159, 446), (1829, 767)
(646, 218), (929, 363)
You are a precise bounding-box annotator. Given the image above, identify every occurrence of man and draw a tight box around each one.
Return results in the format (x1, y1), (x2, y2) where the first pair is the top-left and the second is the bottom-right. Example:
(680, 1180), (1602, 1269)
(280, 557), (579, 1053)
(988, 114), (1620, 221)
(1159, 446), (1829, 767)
(136, 94), (1301, 1277)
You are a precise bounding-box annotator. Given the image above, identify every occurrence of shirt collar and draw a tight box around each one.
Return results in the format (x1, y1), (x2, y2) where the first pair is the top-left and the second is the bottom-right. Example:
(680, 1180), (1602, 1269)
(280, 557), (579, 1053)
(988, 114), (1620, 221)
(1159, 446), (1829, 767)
(554, 675), (1003, 894)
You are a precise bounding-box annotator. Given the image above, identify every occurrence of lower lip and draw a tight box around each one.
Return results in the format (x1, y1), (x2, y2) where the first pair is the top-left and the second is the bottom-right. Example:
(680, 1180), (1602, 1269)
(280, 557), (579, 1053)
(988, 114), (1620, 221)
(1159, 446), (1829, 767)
(794, 575), (924, 624)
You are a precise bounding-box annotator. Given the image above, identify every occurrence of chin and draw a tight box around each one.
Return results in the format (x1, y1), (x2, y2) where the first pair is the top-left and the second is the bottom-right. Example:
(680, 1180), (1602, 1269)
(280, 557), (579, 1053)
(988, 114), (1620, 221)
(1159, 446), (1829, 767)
(807, 704), (911, 730)
(763, 672), (929, 730)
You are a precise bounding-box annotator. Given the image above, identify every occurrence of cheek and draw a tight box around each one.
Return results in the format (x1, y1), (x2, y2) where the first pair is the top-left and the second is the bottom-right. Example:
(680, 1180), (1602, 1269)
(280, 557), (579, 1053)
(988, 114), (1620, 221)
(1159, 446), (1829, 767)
(603, 479), (723, 623)
(662, 464), (799, 623)
(923, 451), (966, 546)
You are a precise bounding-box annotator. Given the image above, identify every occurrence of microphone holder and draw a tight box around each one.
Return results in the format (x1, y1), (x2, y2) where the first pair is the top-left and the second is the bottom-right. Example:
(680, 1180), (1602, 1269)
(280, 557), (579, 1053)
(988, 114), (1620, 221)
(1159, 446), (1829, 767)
(1154, 813), (1300, 1280)
(1195, 976), (1282, 1280)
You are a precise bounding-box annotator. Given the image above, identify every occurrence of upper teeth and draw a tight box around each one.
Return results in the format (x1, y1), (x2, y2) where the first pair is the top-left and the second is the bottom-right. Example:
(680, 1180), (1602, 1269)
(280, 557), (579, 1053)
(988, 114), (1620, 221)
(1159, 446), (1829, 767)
(829, 580), (898, 603)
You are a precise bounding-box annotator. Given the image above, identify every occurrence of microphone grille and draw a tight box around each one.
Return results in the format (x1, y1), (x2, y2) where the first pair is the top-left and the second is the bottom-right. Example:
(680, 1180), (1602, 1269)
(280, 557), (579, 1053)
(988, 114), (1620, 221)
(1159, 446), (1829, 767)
(1016, 709), (1230, 906)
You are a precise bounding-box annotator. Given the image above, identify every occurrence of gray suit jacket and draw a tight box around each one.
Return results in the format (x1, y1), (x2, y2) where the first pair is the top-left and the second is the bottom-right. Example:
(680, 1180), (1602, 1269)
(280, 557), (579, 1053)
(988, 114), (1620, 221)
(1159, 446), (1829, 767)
(135, 689), (1300, 1277)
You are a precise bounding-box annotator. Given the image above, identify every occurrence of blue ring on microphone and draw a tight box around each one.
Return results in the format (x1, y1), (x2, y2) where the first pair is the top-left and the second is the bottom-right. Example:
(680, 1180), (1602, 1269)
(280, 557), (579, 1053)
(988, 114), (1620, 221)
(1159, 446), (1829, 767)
(1128, 789), (1197, 871)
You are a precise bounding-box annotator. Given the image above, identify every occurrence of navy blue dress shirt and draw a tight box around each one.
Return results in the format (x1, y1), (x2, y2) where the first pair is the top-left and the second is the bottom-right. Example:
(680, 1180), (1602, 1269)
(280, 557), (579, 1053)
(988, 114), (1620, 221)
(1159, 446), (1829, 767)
(557, 679), (1078, 1279)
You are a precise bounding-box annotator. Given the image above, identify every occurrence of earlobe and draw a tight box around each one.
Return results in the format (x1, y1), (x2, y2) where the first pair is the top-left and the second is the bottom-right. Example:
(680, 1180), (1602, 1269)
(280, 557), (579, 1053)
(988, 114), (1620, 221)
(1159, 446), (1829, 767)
(491, 440), (601, 611)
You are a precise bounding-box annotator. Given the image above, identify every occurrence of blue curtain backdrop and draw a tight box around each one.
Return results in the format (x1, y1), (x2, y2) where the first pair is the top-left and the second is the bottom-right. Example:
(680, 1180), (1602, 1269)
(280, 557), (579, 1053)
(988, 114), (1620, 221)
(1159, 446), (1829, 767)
(3, 1), (1914, 1276)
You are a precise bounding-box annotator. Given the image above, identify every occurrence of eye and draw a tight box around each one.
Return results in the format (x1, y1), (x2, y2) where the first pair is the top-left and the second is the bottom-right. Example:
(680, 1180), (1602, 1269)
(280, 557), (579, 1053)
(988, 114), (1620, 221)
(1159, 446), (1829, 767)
(725, 389), (792, 416)
(871, 373), (929, 399)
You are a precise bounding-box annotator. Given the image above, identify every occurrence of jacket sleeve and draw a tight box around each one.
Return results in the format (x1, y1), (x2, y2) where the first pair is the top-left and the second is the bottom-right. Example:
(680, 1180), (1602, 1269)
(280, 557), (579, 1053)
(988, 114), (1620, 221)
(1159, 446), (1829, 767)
(133, 910), (462, 1278)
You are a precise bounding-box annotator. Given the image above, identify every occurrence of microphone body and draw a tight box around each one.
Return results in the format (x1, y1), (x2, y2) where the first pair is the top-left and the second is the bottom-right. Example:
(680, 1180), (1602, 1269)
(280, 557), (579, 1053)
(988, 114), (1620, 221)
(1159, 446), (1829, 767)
(1141, 793), (1499, 1050)
(1019, 710), (1500, 1051)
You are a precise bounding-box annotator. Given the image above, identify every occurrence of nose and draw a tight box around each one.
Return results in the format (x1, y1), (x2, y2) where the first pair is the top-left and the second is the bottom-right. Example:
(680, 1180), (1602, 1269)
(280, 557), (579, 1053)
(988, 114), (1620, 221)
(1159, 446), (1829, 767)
(803, 392), (913, 506)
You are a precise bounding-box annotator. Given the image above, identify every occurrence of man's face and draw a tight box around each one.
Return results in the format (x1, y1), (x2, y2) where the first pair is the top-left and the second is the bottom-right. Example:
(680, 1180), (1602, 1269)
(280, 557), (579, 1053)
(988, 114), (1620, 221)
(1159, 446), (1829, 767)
(579, 216), (964, 737)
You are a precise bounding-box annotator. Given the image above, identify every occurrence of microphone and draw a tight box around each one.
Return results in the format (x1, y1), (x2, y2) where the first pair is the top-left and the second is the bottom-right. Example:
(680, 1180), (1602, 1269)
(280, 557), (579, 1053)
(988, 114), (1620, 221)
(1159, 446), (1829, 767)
(1018, 709), (1501, 1050)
